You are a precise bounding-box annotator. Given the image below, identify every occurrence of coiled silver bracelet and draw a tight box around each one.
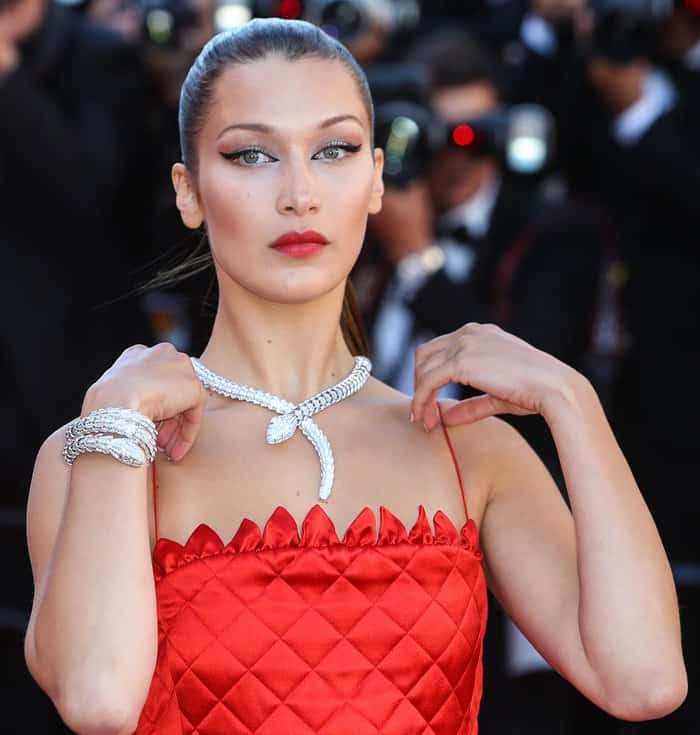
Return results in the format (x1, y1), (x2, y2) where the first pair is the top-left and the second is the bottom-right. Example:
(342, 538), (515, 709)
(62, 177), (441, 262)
(63, 407), (157, 467)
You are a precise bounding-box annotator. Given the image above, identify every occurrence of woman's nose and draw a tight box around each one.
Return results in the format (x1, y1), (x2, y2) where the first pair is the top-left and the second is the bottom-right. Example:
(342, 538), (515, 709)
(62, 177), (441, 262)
(276, 157), (321, 216)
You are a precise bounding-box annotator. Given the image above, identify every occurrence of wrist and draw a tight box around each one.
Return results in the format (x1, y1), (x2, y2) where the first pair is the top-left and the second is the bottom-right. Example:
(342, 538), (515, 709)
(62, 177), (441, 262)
(540, 366), (595, 422)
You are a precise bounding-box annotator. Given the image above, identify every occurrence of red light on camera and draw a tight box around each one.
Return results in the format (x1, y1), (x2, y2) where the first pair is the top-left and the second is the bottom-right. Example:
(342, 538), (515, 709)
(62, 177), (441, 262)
(452, 125), (475, 147)
(278, 0), (302, 19)
(685, 0), (700, 15)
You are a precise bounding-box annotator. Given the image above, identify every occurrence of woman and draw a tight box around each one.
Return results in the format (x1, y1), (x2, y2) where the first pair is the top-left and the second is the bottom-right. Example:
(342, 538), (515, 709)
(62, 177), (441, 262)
(23, 18), (686, 735)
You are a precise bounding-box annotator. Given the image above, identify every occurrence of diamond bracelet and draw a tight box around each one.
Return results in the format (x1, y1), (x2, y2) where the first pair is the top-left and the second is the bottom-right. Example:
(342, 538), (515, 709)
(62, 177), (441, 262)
(65, 407), (157, 464)
(63, 407), (157, 467)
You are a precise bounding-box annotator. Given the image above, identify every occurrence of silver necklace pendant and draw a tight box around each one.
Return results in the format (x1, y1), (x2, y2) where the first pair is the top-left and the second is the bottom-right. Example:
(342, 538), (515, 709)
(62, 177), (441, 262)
(190, 355), (372, 501)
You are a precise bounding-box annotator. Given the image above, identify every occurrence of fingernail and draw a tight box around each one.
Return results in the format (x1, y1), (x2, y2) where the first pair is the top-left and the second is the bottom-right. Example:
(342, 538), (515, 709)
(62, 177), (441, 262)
(166, 453), (173, 462)
(409, 410), (414, 423)
(423, 422), (429, 433)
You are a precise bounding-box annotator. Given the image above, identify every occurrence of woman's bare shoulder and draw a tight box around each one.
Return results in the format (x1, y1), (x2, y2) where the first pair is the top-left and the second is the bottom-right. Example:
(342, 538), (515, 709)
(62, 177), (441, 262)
(433, 398), (530, 501)
(361, 379), (522, 459)
(437, 397), (525, 446)
(358, 384), (519, 524)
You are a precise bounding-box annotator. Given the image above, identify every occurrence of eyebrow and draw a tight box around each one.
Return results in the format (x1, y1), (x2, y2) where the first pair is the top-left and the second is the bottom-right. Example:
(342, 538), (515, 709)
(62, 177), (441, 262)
(216, 114), (364, 140)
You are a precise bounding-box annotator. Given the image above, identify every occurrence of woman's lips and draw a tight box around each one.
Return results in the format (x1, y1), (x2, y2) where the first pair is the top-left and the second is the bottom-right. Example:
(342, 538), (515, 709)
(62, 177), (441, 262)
(271, 230), (329, 258)
(273, 243), (325, 257)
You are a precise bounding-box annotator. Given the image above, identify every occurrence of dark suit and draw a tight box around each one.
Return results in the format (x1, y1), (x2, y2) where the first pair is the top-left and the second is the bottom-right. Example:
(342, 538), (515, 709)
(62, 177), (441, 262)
(506, 36), (700, 732)
(0, 2), (157, 505)
(364, 172), (611, 734)
(0, 6), (156, 731)
(392, 175), (610, 488)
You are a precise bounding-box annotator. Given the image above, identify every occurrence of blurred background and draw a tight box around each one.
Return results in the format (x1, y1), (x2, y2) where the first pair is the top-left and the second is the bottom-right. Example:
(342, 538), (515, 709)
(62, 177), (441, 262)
(1, 0), (698, 731)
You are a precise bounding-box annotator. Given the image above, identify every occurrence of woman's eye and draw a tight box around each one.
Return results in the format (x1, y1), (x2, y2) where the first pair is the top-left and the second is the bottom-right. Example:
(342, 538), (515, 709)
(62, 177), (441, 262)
(221, 142), (361, 166)
(313, 143), (361, 161)
(222, 148), (275, 166)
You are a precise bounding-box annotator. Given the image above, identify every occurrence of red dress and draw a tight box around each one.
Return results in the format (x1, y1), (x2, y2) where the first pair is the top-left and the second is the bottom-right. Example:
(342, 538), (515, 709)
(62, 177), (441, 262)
(134, 402), (488, 734)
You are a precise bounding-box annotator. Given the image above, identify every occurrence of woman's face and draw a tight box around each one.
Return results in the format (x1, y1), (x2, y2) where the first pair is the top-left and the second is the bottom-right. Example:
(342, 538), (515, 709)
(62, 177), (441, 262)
(174, 55), (384, 306)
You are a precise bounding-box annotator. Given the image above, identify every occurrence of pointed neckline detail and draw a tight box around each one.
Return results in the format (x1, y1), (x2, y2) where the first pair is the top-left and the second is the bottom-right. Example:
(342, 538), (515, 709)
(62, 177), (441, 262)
(152, 503), (482, 578)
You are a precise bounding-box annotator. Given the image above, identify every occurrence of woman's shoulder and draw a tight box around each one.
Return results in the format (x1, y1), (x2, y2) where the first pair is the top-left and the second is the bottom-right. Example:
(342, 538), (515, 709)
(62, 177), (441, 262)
(437, 397), (524, 446)
(436, 397), (550, 515)
(363, 382), (525, 517)
(365, 379), (522, 458)
(436, 398), (531, 478)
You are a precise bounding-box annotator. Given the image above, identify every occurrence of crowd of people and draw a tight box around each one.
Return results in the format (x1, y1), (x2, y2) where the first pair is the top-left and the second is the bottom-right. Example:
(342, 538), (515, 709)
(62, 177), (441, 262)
(1, 0), (697, 732)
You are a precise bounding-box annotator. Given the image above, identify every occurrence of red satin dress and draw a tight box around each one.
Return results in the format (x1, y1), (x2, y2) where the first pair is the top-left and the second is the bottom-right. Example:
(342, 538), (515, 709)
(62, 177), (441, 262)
(134, 402), (488, 734)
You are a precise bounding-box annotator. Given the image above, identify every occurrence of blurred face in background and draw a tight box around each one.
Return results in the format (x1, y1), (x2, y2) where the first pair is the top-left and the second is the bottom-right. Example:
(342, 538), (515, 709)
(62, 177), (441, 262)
(427, 80), (500, 215)
(0, 0), (46, 42)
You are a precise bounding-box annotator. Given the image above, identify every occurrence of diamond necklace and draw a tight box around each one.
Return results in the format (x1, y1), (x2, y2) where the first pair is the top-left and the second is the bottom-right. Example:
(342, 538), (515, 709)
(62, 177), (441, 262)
(190, 355), (372, 501)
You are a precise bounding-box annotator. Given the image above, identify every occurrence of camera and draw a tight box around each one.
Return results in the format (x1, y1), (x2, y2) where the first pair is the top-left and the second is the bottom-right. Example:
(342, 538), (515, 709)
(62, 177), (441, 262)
(140, 0), (198, 47)
(367, 63), (555, 187)
(302, 0), (419, 43)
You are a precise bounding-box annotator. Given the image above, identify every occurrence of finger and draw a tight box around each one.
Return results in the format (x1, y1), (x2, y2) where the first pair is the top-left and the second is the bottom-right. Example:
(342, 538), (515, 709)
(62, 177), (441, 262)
(412, 349), (450, 425)
(169, 391), (206, 462)
(413, 323), (481, 395)
(413, 355), (465, 428)
(441, 395), (500, 426)
(413, 332), (454, 373)
(164, 415), (182, 460)
(156, 417), (179, 449)
(426, 387), (444, 431)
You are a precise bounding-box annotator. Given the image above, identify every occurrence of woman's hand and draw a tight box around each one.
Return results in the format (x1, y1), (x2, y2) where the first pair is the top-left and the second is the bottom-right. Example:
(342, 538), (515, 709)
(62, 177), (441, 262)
(411, 321), (585, 430)
(81, 342), (208, 463)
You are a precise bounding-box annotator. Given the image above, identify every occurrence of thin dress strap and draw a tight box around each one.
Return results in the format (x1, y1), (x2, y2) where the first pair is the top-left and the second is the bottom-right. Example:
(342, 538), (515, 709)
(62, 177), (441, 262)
(436, 401), (470, 523)
(152, 459), (159, 543)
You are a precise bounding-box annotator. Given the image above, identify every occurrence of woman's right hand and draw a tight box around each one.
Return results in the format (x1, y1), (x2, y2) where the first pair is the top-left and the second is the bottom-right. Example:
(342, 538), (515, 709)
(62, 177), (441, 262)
(80, 343), (208, 463)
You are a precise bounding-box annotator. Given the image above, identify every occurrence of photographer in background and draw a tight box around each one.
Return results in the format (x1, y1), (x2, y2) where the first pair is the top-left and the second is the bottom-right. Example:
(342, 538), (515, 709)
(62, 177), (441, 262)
(0, 0), (155, 729)
(367, 30), (614, 484)
(586, 11), (700, 733)
(364, 30), (616, 732)
(501, 3), (700, 730)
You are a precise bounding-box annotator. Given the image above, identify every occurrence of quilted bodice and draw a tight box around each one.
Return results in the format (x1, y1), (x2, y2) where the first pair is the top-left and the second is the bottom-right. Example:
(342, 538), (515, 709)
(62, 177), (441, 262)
(134, 502), (488, 735)
(134, 401), (488, 734)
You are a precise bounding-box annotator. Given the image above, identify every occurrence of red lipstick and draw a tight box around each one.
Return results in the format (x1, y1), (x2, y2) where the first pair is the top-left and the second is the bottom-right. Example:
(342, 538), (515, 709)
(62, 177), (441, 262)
(271, 230), (329, 258)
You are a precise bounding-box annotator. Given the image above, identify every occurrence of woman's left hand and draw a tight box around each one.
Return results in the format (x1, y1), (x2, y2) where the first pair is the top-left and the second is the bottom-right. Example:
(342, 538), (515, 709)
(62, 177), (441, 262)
(411, 322), (584, 430)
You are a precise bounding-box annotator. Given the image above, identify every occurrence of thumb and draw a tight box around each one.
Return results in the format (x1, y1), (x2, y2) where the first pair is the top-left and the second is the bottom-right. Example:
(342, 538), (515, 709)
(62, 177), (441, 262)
(168, 400), (205, 463)
(442, 394), (526, 425)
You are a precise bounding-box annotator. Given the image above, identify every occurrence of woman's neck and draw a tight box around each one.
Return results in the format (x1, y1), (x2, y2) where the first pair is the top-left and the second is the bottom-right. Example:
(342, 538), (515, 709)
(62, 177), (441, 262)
(197, 284), (357, 404)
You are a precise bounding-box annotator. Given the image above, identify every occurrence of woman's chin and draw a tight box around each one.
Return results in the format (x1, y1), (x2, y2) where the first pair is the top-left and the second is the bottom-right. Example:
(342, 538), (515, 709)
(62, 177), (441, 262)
(248, 277), (346, 306)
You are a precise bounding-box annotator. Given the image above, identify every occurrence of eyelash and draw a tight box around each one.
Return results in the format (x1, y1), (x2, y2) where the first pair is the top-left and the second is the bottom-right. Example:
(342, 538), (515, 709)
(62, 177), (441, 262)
(221, 140), (361, 166)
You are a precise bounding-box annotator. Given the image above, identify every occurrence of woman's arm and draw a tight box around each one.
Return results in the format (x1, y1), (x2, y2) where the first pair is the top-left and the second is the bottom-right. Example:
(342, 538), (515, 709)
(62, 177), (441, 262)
(25, 343), (207, 734)
(25, 423), (157, 735)
(411, 323), (687, 721)
(478, 382), (685, 720)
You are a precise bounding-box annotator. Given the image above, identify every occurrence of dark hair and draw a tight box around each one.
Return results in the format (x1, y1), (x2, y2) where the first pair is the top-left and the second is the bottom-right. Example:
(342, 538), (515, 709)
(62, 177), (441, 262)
(406, 29), (502, 97)
(146, 18), (375, 356)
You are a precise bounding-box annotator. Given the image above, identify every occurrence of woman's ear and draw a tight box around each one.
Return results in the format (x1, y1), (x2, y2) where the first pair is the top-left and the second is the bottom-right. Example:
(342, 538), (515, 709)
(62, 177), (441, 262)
(368, 147), (385, 215)
(172, 163), (205, 229)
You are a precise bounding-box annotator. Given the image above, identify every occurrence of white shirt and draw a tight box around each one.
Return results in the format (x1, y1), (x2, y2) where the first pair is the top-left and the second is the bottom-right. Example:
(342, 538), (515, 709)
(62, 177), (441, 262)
(371, 174), (501, 396)
(612, 68), (678, 146)
(438, 171), (501, 241)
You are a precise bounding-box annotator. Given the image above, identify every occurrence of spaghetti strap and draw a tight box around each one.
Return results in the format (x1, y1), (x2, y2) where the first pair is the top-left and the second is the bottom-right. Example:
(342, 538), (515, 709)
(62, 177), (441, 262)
(152, 459), (159, 543)
(436, 401), (470, 523)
